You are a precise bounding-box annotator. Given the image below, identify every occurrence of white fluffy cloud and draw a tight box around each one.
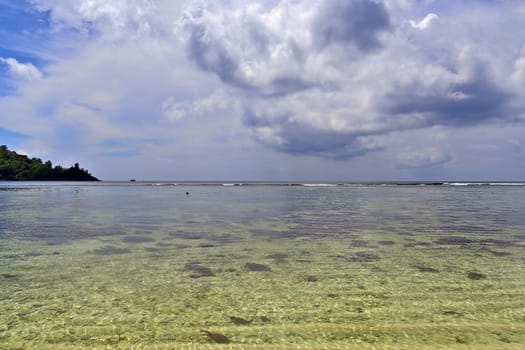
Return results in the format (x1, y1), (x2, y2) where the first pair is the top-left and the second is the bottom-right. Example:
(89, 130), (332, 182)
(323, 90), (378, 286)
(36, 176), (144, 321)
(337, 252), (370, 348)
(0, 57), (43, 81)
(409, 13), (438, 29)
(28, 0), (157, 37)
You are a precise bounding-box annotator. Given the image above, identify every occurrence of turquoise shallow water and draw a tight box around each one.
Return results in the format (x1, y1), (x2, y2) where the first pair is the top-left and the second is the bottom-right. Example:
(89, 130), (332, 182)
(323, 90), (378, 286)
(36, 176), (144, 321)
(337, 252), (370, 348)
(1, 182), (525, 349)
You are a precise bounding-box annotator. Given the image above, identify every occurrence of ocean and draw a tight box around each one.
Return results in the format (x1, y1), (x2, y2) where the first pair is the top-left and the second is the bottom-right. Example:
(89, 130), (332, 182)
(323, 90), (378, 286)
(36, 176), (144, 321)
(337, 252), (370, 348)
(1, 181), (525, 349)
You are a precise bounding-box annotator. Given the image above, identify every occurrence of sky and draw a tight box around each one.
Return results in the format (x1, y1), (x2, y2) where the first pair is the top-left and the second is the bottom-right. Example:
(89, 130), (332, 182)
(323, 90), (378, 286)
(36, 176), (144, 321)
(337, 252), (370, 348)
(1, 0), (525, 181)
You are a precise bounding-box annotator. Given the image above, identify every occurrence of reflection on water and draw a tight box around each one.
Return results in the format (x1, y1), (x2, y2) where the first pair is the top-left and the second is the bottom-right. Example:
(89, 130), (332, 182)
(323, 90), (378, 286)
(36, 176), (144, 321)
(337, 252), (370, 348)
(1, 182), (525, 349)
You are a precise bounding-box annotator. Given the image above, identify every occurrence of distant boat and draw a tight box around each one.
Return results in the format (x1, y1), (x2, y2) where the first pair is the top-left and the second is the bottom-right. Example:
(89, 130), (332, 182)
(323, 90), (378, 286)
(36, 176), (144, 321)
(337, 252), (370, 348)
(129, 179), (136, 182)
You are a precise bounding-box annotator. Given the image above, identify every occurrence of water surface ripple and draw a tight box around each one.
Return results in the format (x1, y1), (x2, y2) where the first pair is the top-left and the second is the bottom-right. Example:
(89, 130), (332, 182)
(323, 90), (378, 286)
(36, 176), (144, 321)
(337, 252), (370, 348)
(1, 182), (524, 349)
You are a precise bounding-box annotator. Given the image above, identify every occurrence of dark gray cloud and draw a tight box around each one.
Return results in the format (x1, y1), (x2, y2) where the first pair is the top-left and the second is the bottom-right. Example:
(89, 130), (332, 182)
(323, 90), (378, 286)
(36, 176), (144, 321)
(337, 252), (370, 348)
(380, 69), (511, 126)
(243, 109), (383, 159)
(272, 128), (383, 160)
(263, 76), (318, 98)
(243, 108), (288, 128)
(185, 21), (244, 88)
(243, 19), (272, 58)
(312, 0), (391, 52)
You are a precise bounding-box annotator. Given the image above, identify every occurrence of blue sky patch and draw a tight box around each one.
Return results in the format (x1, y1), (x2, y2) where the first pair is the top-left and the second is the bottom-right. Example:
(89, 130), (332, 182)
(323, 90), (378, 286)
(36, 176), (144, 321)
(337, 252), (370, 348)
(0, 0), (50, 32)
(0, 0), (51, 62)
(0, 127), (31, 149)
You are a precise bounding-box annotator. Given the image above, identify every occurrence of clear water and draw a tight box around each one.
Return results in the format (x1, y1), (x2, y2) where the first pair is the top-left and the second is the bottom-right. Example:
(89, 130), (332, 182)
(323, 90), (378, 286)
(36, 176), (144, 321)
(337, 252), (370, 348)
(1, 182), (525, 349)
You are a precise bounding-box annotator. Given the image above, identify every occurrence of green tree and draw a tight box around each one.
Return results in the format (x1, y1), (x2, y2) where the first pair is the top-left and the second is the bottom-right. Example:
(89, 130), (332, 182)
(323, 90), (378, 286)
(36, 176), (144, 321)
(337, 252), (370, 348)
(0, 145), (99, 181)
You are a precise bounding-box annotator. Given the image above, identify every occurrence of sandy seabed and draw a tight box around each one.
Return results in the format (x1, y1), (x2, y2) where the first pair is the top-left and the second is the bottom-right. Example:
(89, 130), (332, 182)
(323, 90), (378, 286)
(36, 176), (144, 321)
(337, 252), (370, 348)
(2, 224), (524, 349)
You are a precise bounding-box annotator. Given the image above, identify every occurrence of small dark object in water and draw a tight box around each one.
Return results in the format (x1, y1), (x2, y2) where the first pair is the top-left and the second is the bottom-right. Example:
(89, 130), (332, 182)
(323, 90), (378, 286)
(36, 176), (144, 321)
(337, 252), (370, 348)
(435, 236), (474, 246)
(169, 231), (208, 240)
(266, 253), (288, 263)
(92, 245), (131, 255)
(144, 247), (161, 252)
(499, 336), (512, 343)
(251, 229), (299, 239)
(1, 273), (19, 279)
(414, 265), (440, 273)
(352, 239), (370, 247)
(184, 263), (214, 277)
(25, 251), (43, 257)
(259, 316), (271, 323)
(198, 243), (216, 248)
(305, 275), (318, 282)
(244, 262), (272, 272)
(156, 241), (190, 248)
(455, 335), (471, 344)
(378, 240), (396, 246)
(201, 330), (229, 343)
(186, 192), (189, 195)
(404, 241), (432, 248)
(467, 271), (486, 280)
(230, 316), (253, 325)
(443, 310), (463, 316)
(350, 251), (380, 262)
(173, 244), (191, 249)
(122, 235), (156, 243)
(207, 234), (241, 243)
(483, 248), (512, 257)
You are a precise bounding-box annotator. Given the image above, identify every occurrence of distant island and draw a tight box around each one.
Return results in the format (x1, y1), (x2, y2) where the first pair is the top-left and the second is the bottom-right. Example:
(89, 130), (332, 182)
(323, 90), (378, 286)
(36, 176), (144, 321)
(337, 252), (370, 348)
(0, 145), (99, 181)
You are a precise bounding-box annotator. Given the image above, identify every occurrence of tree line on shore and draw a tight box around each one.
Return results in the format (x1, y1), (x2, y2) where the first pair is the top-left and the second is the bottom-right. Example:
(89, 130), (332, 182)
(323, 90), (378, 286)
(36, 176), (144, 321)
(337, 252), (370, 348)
(0, 145), (99, 181)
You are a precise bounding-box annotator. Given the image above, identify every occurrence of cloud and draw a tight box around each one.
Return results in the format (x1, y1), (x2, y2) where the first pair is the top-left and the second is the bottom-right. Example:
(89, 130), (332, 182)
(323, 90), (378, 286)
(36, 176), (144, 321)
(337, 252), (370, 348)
(244, 107), (385, 159)
(512, 51), (525, 87)
(508, 139), (522, 153)
(1, 0), (525, 180)
(180, 1), (319, 97)
(409, 13), (438, 29)
(161, 91), (238, 122)
(0, 25), (217, 167)
(312, 0), (391, 52)
(380, 66), (511, 126)
(396, 148), (452, 169)
(177, 0), (397, 158)
(180, 0), (391, 96)
(28, 0), (157, 38)
(176, 0), (524, 161)
(0, 57), (43, 81)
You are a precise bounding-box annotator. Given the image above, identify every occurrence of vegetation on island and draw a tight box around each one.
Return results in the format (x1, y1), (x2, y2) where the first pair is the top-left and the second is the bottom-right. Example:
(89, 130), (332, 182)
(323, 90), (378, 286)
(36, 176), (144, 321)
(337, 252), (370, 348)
(0, 145), (99, 181)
